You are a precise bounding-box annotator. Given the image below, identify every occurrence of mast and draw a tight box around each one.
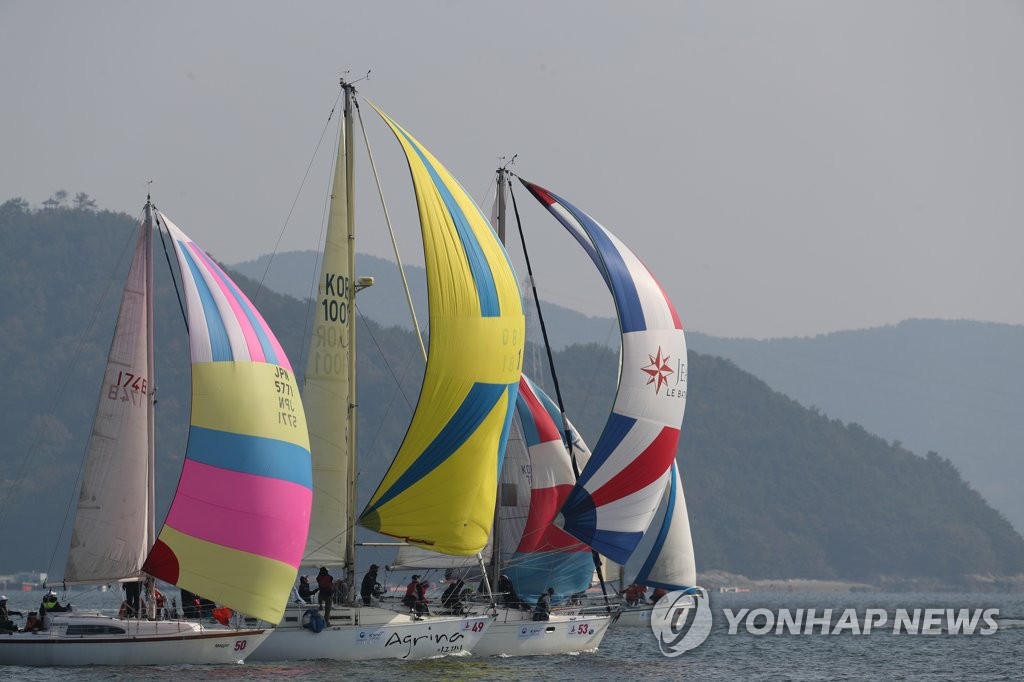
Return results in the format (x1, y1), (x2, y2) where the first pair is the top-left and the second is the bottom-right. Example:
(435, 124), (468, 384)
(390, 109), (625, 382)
(302, 78), (362, 592)
(144, 197), (156, 551)
(488, 166), (510, 594)
(144, 196), (156, 618)
(341, 80), (358, 605)
(495, 165), (507, 245)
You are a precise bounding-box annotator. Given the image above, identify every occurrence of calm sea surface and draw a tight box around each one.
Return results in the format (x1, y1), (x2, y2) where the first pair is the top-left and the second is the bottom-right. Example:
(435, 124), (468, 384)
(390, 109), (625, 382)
(2, 590), (1021, 680)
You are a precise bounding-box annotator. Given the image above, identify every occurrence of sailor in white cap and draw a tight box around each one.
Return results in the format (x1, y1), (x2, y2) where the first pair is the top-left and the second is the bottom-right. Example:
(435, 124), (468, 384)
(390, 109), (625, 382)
(1, 594), (23, 630)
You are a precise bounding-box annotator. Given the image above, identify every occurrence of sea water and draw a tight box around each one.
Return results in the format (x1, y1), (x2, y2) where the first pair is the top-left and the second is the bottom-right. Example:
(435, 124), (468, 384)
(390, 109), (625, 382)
(2, 590), (1020, 680)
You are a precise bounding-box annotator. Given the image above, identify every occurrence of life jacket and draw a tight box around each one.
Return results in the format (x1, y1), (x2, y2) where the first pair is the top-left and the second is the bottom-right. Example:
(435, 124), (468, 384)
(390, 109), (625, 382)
(316, 574), (334, 595)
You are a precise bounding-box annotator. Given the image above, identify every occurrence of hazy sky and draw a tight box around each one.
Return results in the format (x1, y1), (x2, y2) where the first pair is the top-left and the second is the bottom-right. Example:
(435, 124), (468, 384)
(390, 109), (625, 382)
(2, 0), (1022, 339)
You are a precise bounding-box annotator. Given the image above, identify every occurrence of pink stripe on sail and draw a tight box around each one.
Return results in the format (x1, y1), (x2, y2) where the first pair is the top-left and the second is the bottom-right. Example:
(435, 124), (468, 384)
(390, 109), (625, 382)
(200, 253), (293, 371)
(185, 243), (268, 364)
(165, 460), (311, 567)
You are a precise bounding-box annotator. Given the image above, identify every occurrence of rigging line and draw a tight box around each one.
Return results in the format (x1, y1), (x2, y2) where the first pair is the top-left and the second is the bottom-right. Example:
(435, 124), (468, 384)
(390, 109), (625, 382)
(153, 211), (188, 333)
(302, 532), (347, 561)
(480, 154), (516, 225)
(478, 167), (498, 212)
(353, 94), (427, 361)
(4, 207), (145, 576)
(560, 319), (618, 439)
(353, 304), (420, 451)
(296, 97), (343, 376)
(507, 180), (569, 458)
(255, 88), (345, 303)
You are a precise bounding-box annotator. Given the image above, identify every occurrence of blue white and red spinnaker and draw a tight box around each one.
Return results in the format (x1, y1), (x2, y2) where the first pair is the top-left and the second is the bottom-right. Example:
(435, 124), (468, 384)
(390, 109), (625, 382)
(520, 179), (689, 566)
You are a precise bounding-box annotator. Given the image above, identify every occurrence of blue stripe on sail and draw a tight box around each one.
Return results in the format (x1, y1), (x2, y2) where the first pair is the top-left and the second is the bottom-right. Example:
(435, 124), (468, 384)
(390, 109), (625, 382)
(395, 126), (501, 318)
(506, 551), (595, 605)
(573, 411), (635, 489)
(578, 527), (642, 566)
(515, 386), (542, 446)
(496, 382), (519, 475)
(632, 467), (677, 586)
(559, 486), (597, 544)
(177, 242), (232, 361)
(521, 179), (604, 275)
(547, 191), (646, 333)
(186, 425), (313, 489)
(207, 259), (280, 366)
(363, 382), (507, 514)
(644, 578), (698, 592)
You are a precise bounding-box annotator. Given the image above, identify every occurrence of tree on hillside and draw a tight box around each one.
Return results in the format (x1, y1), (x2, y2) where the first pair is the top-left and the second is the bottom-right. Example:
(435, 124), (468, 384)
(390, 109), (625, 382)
(73, 192), (97, 211)
(0, 197), (30, 217)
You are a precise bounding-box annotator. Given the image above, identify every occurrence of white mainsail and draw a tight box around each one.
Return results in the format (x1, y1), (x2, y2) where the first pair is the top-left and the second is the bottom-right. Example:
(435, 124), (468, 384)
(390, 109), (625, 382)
(303, 96), (356, 567)
(64, 225), (152, 584)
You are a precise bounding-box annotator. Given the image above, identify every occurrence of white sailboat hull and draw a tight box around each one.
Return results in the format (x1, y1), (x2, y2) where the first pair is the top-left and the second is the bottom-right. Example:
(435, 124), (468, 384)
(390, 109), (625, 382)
(0, 612), (268, 666)
(247, 605), (491, 661)
(579, 597), (694, 627)
(469, 607), (614, 657)
(610, 604), (655, 627)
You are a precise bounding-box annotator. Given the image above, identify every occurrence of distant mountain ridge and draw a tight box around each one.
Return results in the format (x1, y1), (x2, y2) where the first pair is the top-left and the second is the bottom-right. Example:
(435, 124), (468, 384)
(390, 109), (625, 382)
(685, 321), (1024, 535)
(1, 202), (1021, 586)
(231, 251), (1024, 534)
(229, 250), (621, 350)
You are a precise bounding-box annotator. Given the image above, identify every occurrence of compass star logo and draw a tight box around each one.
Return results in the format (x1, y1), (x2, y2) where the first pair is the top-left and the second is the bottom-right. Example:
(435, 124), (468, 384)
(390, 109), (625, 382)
(641, 347), (674, 394)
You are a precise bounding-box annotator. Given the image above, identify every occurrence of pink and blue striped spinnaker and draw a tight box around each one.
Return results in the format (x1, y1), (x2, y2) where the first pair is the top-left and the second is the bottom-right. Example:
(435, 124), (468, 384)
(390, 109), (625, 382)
(142, 214), (312, 624)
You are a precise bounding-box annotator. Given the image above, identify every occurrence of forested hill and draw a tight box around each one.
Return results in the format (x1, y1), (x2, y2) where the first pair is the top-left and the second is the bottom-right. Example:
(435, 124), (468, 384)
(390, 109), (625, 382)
(2, 200), (1022, 585)
(685, 323), (1024, 537)
(231, 255), (1024, 538)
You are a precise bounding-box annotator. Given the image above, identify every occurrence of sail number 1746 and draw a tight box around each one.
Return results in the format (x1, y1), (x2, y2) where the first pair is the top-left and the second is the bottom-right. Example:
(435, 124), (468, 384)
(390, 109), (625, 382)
(107, 370), (147, 406)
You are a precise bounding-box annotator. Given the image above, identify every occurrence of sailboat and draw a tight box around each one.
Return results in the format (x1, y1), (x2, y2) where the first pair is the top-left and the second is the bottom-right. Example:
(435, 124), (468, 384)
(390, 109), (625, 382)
(499, 375), (598, 603)
(0, 200), (313, 666)
(377, 170), (620, 657)
(248, 80), (520, 662)
(515, 178), (699, 627)
(385, 373), (617, 657)
(460, 373), (616, 656)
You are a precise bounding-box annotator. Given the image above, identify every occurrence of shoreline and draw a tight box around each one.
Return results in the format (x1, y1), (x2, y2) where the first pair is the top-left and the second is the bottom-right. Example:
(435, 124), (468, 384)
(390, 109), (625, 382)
(699, 569), (1024, 594)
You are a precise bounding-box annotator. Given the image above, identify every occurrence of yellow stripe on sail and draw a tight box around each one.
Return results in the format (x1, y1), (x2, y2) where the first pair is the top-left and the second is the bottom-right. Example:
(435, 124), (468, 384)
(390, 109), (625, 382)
(364, 383), (514, 555)
(359, 101), (524, 555)
(369, 101), (524, 322)
(191, 362), (309, 450)
(158, 526), (298, 623)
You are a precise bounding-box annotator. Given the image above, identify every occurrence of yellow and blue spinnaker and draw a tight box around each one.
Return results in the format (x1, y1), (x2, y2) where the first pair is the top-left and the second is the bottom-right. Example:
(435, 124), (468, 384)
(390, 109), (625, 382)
(358, 104), (524, 555)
